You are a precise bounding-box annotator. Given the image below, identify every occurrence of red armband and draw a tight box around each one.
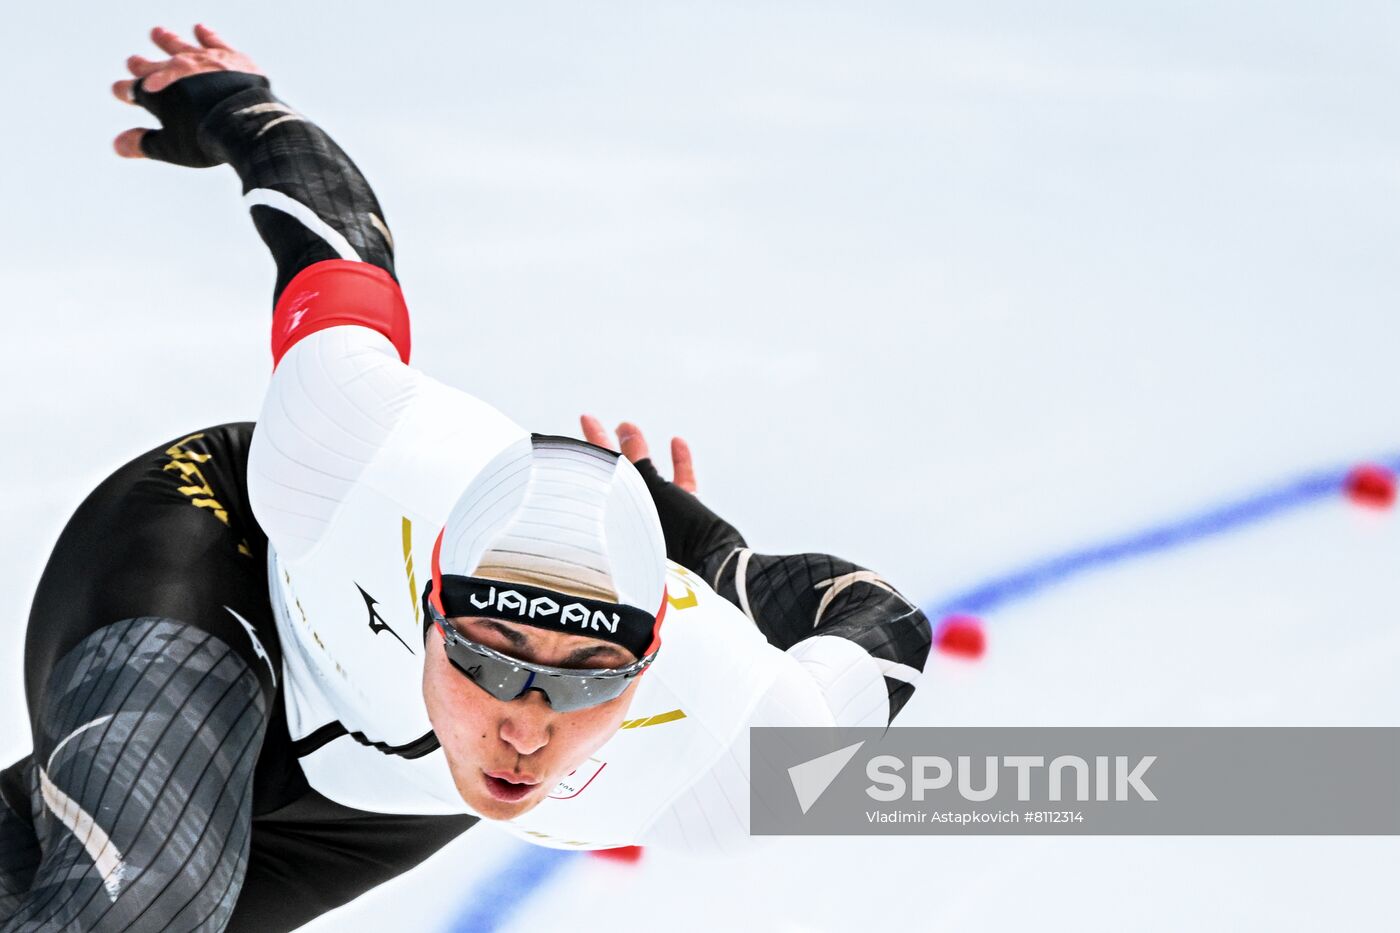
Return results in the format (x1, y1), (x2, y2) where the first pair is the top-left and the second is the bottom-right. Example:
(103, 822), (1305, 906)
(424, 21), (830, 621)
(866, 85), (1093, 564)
(271, 260), (411, 368)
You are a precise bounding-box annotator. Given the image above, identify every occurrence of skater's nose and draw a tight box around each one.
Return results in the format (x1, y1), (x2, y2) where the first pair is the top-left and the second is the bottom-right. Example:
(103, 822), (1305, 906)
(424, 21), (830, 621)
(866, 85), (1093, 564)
(498, 690), (551, 756)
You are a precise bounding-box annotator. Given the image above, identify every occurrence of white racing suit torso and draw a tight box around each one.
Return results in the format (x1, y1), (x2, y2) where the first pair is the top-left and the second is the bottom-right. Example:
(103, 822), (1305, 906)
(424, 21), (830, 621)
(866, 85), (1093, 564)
(247, 326), (874, 852)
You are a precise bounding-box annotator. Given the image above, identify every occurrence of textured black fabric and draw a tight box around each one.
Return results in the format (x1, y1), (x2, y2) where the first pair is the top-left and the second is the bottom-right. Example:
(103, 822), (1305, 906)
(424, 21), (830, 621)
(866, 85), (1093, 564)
(133, 70), (395, 302)
(0, 760), (40, 920)
(133, 72), (271, 167)
(2, 620), (266, 932)
(227, 791), (473, 933)
(5, 425), (476, 932)
(22, 424), (280, 745)
(635, 459), (931, 721)
(714, 551), (930, 720)
(632, 458), (746, 579)
(196, 84), (397, 300)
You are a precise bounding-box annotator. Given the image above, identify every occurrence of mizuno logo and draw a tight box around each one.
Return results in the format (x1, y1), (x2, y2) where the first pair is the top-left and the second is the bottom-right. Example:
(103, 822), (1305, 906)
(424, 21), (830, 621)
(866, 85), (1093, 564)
(468, 585), (621, 634)
(357, 584), (413, 654)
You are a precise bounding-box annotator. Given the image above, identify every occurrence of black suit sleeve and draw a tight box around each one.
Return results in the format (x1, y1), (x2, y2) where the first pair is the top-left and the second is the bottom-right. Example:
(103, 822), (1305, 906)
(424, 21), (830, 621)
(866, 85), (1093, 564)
(133, 72), (395, 303)
(633, 459), (931, 721)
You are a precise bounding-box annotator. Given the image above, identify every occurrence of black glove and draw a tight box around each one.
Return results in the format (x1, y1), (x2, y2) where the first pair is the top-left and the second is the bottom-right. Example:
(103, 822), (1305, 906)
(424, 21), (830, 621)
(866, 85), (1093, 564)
(631, 458), (746, 580)
(131, 71), (271, 167)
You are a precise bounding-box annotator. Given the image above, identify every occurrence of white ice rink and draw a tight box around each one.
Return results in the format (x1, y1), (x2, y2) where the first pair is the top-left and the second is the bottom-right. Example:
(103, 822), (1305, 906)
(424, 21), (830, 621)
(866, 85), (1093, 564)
(3, 2), (1398, 930)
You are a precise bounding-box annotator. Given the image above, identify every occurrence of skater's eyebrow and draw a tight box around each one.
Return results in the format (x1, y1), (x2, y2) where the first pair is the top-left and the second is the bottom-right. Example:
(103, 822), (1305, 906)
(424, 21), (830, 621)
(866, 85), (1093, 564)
(471, 619), (631, 668)
(475, 619), (528, 649)
(560, 644), (628, 668)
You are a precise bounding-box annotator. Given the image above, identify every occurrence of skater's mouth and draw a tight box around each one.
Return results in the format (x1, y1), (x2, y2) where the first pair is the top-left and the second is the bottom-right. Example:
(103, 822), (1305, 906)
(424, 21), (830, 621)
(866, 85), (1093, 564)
(483, 770), (540, 802)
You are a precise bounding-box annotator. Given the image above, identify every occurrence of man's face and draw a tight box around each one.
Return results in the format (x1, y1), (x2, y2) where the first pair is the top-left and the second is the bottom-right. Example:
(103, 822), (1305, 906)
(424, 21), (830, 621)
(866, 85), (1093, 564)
(421, 616), (640, 821)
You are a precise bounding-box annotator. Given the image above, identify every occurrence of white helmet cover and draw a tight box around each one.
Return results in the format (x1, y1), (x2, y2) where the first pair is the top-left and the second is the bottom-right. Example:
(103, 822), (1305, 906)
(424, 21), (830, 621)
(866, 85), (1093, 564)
(428, 435), (669, 658)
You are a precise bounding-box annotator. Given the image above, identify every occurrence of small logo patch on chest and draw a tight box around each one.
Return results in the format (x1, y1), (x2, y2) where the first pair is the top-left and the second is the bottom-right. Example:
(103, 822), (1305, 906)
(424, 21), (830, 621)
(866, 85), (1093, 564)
(549, 758), (607, 800)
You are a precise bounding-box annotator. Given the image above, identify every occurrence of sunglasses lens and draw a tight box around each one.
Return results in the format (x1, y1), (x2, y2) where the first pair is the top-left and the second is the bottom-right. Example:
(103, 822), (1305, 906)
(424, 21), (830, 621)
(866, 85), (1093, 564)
(533, 673), (631, 712)
(445, 650), (531, 702)
(442, 636), (634, 712)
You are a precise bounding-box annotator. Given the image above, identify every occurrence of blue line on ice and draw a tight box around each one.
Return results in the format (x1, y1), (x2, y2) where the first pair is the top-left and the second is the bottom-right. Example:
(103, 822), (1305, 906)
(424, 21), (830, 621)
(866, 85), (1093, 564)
(928, 453), (1400, 617)
(447, 847), (574, 933)
(446, 451), (1400, 933)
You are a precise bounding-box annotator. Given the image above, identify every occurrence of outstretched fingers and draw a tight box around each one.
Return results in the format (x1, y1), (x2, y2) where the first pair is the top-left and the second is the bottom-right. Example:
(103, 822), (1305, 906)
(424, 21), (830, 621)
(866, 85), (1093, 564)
(671, 437), (697, 493)
(580, 414), (613, 450)
(113, 53), (162, 105)
(126, 54), (162, 78)
(579, 415), (696, 491)
(579, 414), (654, 463)
(150, 26), (199, 56)
(194, 24), (233, 51)
(614, 422), (651, 464)
(113, 128), (149, 159)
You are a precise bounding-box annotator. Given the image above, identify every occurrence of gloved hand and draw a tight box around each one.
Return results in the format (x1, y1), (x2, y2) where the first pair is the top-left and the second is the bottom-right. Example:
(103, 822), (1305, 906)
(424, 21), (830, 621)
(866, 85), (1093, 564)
(112, 24), (270, 166)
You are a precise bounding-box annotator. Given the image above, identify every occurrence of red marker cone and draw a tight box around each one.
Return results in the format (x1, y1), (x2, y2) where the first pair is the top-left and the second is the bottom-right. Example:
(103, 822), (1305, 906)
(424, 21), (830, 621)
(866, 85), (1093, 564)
(935, 615), (985, 659)
(1344, 464), (1396, 509)
(591, 845), (644, 864)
